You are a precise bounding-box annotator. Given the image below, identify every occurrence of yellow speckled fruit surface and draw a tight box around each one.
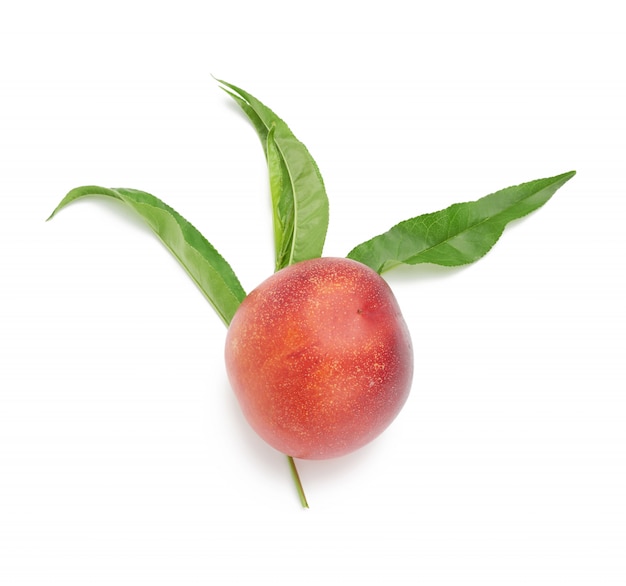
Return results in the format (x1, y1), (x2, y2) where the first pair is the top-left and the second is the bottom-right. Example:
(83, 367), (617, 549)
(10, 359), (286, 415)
(225, 257), (413, 459)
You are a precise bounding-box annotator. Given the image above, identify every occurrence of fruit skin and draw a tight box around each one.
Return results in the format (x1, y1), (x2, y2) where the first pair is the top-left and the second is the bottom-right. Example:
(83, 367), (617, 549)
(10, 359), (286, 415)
(224, 257), (413, 460)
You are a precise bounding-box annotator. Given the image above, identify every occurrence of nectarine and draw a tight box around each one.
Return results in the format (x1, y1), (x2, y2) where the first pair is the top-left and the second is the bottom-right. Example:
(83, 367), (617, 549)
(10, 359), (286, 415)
(225, 257), (413, 459)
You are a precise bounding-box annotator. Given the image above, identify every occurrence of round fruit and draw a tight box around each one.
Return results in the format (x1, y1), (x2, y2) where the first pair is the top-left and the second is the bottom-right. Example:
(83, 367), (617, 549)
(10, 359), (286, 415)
(224, 257), (413, 460)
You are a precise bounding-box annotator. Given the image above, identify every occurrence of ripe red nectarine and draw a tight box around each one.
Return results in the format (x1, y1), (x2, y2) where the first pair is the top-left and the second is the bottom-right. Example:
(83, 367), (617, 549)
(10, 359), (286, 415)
(225, 257), (413, 460)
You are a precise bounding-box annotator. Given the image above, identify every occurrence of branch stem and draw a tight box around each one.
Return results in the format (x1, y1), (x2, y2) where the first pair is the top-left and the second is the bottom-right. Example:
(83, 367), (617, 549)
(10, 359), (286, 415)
(287, 455), (309, 508)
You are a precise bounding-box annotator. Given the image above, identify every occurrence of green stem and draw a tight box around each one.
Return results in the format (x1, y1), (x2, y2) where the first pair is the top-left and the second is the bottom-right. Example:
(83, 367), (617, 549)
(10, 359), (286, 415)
(287, 455), (309, 508)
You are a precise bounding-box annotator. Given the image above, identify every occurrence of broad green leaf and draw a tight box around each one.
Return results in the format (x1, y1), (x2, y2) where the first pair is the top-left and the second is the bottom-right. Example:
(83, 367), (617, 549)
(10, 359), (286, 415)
(217, 79), (329, 270)
(347, 171), (576, 274)
(47, 186), (246, 326)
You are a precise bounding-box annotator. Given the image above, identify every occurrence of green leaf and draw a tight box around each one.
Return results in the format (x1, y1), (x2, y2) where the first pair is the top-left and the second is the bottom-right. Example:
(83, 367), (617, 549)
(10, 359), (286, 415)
(346, 171), (576, 274)
(217, 78), (329, 270)
(47, 186), (246, 326)
(267, 125), (294, 269)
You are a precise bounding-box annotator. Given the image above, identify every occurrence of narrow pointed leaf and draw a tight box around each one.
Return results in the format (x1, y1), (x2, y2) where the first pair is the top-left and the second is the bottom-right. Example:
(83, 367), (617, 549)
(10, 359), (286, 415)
(221, 88), (269, 153)
(48, 185), (246, 326)
(218, 79), (329, 270)
(267, 125), (294, 269)
(347, 171), (576, 274)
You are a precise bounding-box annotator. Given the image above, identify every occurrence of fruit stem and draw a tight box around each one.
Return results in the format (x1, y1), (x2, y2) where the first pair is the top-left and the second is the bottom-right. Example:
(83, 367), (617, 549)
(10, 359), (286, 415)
(287, 455), (309, 508)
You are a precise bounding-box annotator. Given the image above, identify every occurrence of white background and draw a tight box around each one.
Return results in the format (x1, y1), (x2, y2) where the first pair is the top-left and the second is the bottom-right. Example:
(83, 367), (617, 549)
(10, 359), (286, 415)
(1, 3), (624, 585)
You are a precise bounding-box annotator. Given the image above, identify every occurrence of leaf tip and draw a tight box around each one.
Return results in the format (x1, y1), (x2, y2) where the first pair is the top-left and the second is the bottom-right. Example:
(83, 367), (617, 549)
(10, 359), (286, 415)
(554, 169), (577, 190)
(46, 202), (65, 222)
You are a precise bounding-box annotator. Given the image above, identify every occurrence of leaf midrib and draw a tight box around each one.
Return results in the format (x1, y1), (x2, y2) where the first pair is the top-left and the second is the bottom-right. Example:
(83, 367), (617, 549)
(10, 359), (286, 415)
(272, 137), (299, 267)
